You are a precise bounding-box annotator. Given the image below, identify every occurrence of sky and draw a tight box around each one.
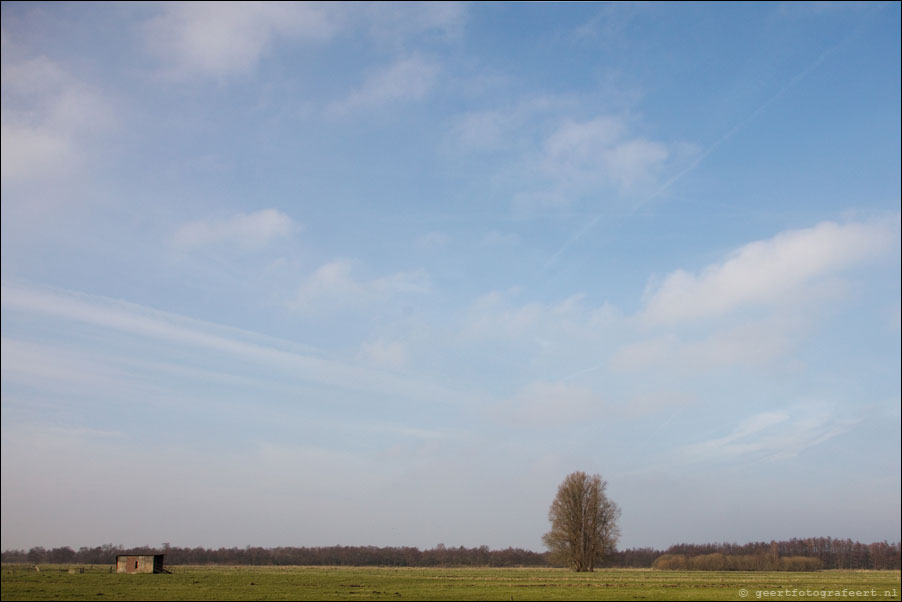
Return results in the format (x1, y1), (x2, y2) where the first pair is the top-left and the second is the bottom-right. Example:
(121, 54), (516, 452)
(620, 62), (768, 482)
(1, 2), (900, 553)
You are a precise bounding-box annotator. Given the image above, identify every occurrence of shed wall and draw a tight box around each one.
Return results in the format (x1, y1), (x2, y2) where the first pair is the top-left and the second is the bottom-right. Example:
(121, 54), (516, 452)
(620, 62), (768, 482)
(115, 555), (164, 574)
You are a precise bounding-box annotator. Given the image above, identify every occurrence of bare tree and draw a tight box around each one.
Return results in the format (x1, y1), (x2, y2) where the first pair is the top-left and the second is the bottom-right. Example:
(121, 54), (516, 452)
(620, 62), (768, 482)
(543, 471), (620, 572)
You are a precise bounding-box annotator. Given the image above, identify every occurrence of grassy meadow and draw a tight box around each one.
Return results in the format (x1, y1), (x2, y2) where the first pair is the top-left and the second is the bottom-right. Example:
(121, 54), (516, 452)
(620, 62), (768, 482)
(2, 565), (900, 601)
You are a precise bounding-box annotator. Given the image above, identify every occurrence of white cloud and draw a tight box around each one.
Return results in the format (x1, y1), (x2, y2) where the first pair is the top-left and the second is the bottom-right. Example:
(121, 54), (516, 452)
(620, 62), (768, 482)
(682, 318), (798, 366)
(452, 101), (687, 209)
(0, 123), (70, 182)
(458, 290), (625, 387)
(363, 2), (466, 44)
(498, 380), (604, 426)
(294, 260), (430, 313)
(328, 55), (439, 116)
(455, 110), (509, 149)
(172, 208), (297, 250)
(453, 95), (576, 151)
(462, 290), (619, 343)
(143, 2), (465, 81)
(1, 49), (115, 183)
(144, 2), (340, 79)
(463, 292), (545, 340)
(609, 334), (679, 373)
(360, 339), (408, 370)
(619, 390), (697, 418)
(541, 116), (671, 196)
(457, 217), (897, 395)
(416, 231), (451, 249)
(610, 314), (802, 373)
(606, 216), (900, 378)
(640, 217), (898, 326)
(481, 230), (520, 247)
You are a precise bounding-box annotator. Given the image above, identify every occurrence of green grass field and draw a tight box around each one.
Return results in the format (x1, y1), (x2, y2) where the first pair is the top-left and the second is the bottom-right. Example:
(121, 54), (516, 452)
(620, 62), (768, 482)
(2, 565), (899, 601)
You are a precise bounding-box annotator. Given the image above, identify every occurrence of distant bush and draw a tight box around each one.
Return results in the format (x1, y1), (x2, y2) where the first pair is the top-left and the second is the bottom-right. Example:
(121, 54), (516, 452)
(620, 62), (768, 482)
(778, 556), (822, 571)
(690, 553), (726, 570)
(648, 538), (898, 570)
(653, 553), (822, 571)
(652, 554), (687, 570)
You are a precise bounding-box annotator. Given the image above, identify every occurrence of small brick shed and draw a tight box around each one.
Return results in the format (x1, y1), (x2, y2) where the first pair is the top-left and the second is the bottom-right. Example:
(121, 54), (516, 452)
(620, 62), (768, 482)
(115, 554), (165, 574)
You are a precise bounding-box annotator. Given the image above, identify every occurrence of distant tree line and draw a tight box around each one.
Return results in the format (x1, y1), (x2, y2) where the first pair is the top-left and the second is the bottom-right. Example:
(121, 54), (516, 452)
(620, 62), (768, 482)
(3, 538), (898, 570)
(0, 543), (546, 568)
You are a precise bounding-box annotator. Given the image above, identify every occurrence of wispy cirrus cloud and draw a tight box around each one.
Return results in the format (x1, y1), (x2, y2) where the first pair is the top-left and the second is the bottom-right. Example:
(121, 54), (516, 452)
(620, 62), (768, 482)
(677, 405), (857, 464)
(0, 282), (452, 405)
(172, 208), (298, 251)
(640, 216), (899, 326)
(327, 55), (439, 117)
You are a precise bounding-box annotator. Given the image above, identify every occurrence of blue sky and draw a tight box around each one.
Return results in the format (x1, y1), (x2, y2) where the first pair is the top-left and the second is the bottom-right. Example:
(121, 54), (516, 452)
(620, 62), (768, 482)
(1, 2), (899, 552)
